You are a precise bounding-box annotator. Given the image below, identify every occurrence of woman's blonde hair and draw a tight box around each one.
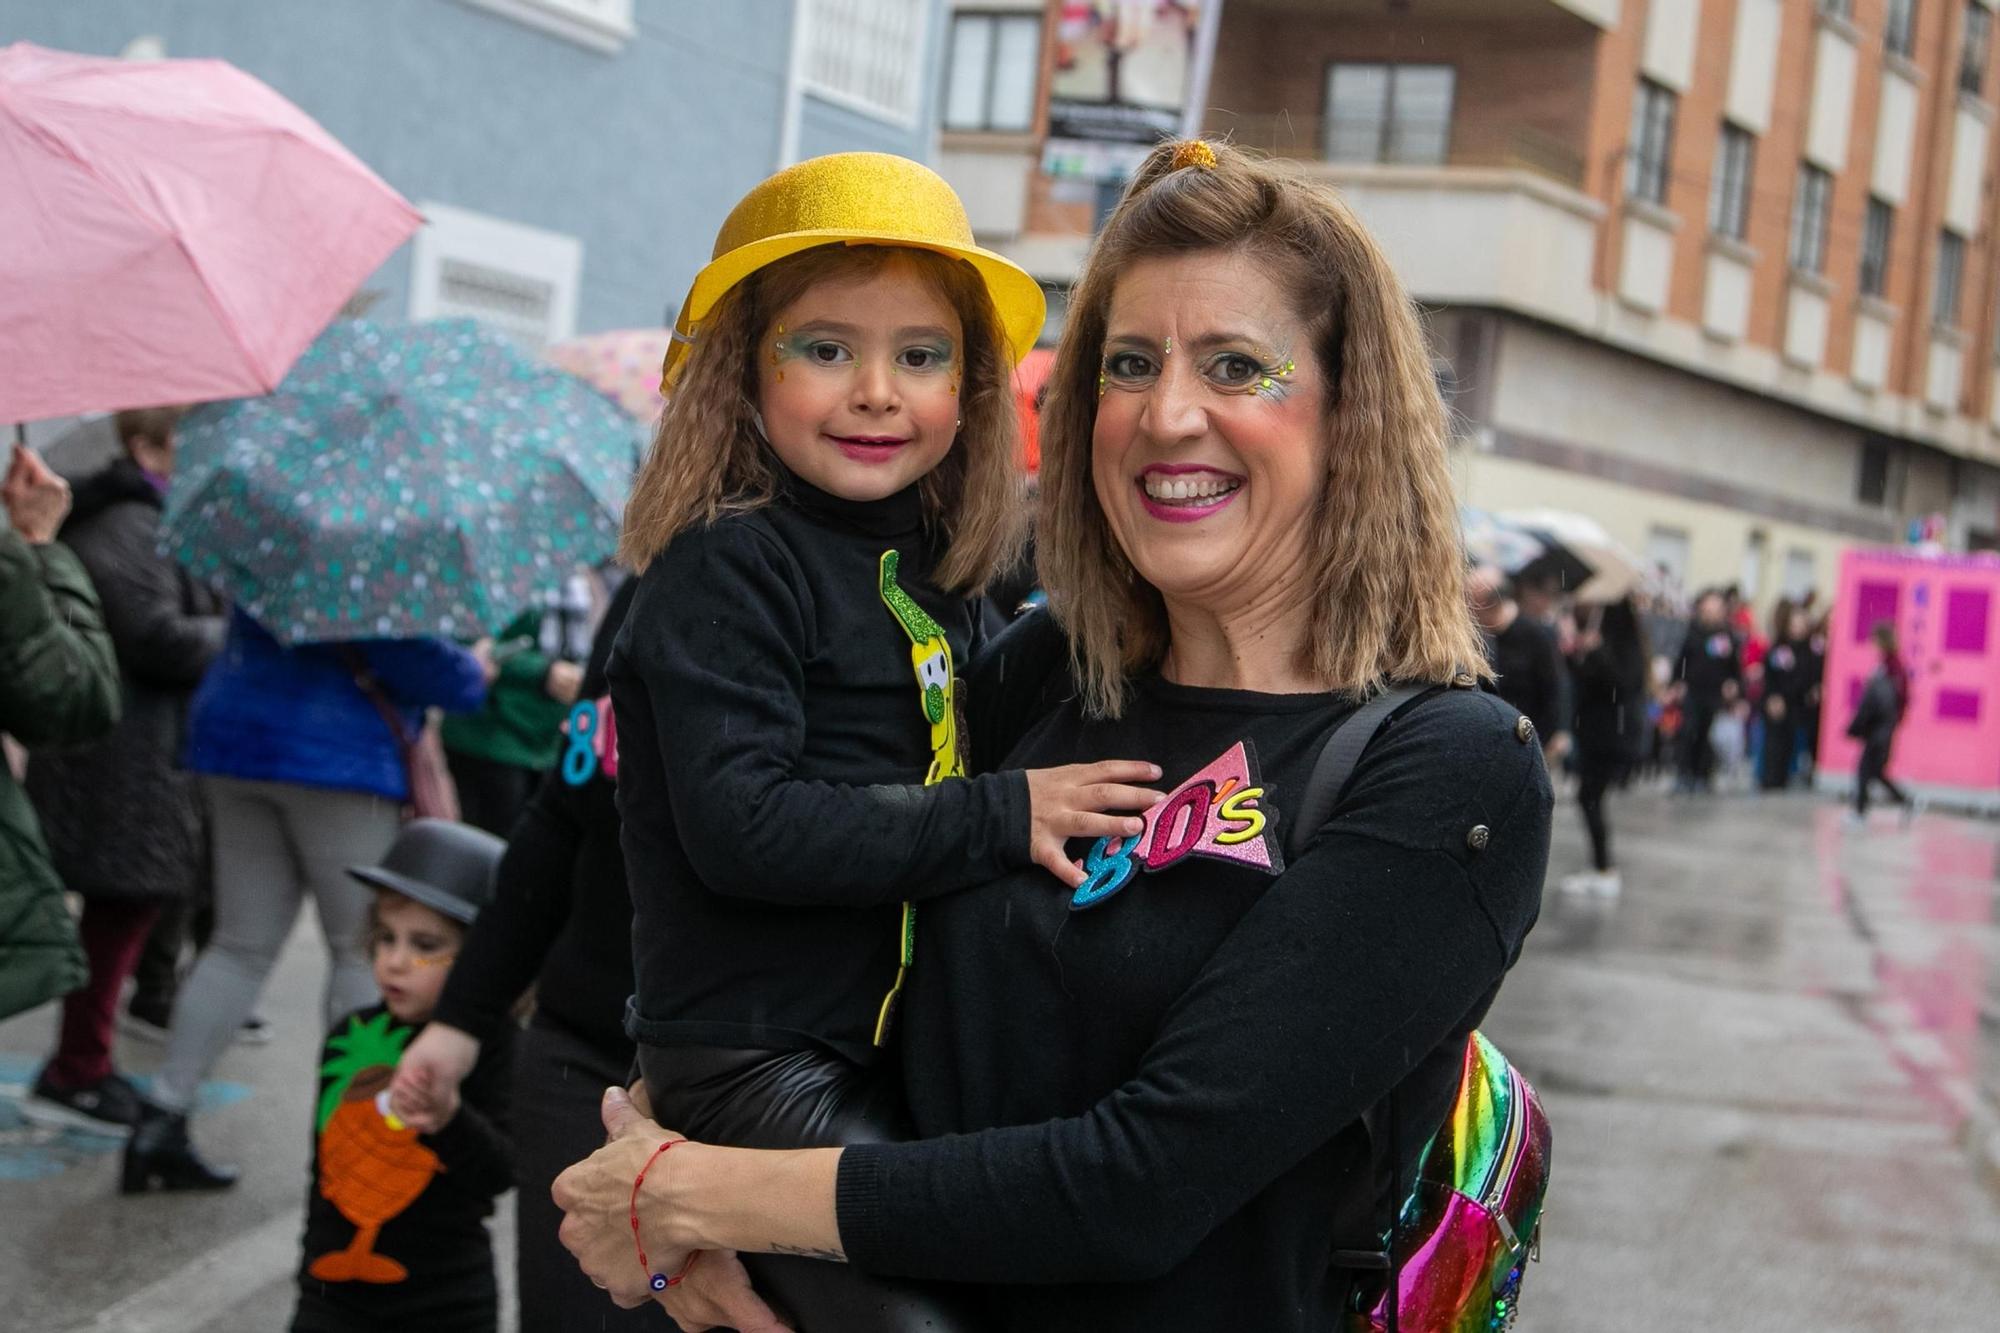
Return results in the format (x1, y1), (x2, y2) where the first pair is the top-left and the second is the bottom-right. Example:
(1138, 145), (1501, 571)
(1038, 139), (1487, 716)
(620, 244), (1024, 592)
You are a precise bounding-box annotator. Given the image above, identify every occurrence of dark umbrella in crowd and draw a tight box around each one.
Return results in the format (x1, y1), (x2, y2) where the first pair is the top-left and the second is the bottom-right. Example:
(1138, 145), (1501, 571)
(161, 318), (639, 644)
(1501, 508), (1651, 604)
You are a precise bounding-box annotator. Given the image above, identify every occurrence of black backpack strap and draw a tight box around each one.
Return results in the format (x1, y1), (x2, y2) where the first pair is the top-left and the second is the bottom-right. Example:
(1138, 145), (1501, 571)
(1299, 679), (1460, 1333)
(1285, 681), (1434, 863)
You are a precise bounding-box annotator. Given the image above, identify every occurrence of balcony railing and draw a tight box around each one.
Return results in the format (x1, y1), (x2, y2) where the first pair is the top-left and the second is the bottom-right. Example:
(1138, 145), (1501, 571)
(1204, 114), (1588, 190)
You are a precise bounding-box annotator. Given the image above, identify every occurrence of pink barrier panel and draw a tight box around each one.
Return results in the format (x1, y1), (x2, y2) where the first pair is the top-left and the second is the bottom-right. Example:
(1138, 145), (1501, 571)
(1820, 548), (2000, 792)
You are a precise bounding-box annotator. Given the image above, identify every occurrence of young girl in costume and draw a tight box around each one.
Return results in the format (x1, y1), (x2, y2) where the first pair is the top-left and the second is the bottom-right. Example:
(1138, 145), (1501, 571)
(608, 152), (1161, 1327)
(291, 821), (512, 1333)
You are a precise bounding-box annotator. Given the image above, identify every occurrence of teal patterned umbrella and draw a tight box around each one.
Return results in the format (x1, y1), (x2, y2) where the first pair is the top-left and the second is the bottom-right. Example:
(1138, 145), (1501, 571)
(164, 318), (638, 644)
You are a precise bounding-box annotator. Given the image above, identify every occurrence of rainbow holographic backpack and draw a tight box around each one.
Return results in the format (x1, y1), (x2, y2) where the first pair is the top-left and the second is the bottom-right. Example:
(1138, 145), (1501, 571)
(1293, 685), (1553, 1333)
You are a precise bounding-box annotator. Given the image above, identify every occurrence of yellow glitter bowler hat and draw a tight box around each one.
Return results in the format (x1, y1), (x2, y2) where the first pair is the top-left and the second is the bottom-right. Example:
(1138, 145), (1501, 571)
(661, 152), (1046, 387)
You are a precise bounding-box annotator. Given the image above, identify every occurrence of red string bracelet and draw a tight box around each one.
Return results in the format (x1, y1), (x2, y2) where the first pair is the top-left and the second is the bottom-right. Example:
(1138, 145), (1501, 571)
(630, 1138), (700, 1293)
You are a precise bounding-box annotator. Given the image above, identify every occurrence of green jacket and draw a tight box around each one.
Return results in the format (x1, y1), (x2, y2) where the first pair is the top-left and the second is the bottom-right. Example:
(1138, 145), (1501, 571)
(0, 528), (121, 1020)
(440, 609), (570, 771)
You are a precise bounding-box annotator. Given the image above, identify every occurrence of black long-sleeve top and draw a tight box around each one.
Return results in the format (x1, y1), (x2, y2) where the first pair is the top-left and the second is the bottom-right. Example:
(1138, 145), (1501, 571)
(1761, 636), (1818, 711)
(1674, 622), (1743, 704)
(1484, 612), (1568, 739)
(432, 581), (638, 1059)
(1568, 643), (1647, 763)
(294, 1006), (514, 1332)
(608, 472), (1032, 1065)
(837, 639), (1551, 1331)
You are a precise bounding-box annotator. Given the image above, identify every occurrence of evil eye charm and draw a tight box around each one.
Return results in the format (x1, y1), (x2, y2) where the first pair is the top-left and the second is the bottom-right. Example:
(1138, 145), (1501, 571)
(649, 1273), (669, 1293)
(562, 700), (600, 786)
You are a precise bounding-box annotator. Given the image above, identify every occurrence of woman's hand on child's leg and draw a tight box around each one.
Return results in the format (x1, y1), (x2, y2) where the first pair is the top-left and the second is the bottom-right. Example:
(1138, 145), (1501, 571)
(555, 1086), (697, 1309)
(1025, 761), (1164, 888)
(389, 1023), (480, 1132)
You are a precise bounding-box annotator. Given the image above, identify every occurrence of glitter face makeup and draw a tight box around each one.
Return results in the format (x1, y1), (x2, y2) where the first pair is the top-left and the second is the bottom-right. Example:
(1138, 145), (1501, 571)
(1097, 342), (1297, 402)
(756, 259), (965, 502)
(1088, 249), (1330, 614)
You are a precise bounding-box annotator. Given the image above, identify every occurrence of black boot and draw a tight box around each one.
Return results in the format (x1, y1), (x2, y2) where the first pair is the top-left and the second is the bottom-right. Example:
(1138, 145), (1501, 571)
(122, 1104), (238, 1194)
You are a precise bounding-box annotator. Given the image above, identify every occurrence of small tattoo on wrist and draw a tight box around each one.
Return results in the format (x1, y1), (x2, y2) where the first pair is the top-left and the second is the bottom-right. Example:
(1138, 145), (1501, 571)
(769, 1243), (847, 1263)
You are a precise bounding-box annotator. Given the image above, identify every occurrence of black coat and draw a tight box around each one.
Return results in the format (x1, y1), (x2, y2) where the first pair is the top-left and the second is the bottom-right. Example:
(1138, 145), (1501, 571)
(26, 459), (227, 903)
(1570, 642), (1648, 764)
(1846, 667), (1905, 749)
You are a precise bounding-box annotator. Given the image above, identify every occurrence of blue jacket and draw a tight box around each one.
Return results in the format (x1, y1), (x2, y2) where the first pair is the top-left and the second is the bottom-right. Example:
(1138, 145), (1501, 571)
(185, 611), (487, 801)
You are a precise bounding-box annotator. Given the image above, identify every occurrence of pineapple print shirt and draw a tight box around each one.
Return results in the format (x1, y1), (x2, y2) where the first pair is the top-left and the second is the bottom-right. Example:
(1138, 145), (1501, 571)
(293, 1005), (514, 1332)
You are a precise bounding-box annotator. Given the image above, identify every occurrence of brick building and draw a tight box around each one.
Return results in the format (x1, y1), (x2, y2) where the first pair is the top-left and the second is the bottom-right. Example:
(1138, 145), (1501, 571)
(938, 0), (2000, 607)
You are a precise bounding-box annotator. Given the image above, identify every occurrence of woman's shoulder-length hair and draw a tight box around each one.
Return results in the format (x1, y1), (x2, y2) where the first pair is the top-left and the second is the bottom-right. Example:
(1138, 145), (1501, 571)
(1037, 139), (1489, 717)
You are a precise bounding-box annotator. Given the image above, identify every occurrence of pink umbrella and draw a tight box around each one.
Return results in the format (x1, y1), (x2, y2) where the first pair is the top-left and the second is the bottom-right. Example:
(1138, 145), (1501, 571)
(544, 328), (674, 425)
(0, 43), (422, 423)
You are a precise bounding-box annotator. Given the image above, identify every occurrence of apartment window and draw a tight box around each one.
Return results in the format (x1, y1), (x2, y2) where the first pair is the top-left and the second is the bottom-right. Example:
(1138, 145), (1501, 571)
(1782, 549), (1819, 600)
(1324, 63), (1455, 166)
(1860, 198), (1894, 296)
(1887, 0), (1920, 57)
(1934, 229), (1967, 326)
(1709, 124), (1755, 239)
(1740, 530), (1769, 603)
(1788, 163), (1833, 274)
(1645, 526), (1692, 594)
(1626, 79), (1677, 205)
(805, 0), (929, 125)
(409, 202), (581, 350)
(1962, 0), (1992, 96)
(1858, 437), (1897, 506)
(942, 11), (1040, 132)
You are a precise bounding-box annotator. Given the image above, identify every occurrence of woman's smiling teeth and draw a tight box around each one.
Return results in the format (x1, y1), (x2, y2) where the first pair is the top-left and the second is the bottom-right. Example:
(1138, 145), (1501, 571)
(1141, 472), (1242, 504)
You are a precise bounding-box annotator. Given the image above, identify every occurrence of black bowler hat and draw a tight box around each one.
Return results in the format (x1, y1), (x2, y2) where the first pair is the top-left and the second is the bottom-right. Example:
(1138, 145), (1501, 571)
(346, 819), (504, 924)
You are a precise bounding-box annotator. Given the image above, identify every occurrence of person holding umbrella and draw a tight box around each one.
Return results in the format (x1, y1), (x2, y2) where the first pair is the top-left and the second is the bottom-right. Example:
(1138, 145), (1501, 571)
(1468, 563), (1570, 764)
(1, 444), (121, 1025)
(21, 407), (229, 1134)
(439, 596), (588, 838)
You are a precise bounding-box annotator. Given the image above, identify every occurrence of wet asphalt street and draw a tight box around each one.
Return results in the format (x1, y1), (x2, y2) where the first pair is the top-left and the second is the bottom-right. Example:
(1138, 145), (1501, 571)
(4, 786), (1999, 1330)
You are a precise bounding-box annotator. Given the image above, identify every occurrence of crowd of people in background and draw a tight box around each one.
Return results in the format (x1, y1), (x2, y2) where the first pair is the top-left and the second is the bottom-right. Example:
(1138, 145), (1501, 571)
(1470, 562), (1914, 902)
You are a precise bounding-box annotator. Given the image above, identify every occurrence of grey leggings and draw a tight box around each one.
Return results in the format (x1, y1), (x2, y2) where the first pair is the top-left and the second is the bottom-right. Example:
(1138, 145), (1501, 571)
(151, 776), (401, 1113)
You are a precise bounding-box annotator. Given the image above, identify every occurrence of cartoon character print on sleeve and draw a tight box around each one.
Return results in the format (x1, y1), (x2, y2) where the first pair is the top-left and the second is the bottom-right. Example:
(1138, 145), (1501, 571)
(1071, 740), (1285, 911)
(308, 1011), (437, 1285)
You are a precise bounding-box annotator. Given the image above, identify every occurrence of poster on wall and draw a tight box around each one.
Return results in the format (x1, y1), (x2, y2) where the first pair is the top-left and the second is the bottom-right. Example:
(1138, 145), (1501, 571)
(1047, 1), (1205, 153)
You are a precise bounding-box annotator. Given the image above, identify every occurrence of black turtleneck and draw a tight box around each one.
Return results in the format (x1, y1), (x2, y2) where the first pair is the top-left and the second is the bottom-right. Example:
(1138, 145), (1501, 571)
(607, 471), (1032, 1065)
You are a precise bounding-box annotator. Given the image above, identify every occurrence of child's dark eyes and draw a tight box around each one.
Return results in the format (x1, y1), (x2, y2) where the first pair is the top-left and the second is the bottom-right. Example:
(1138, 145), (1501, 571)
(897, 346), (952, 372)
(806, 341), (850, 365)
